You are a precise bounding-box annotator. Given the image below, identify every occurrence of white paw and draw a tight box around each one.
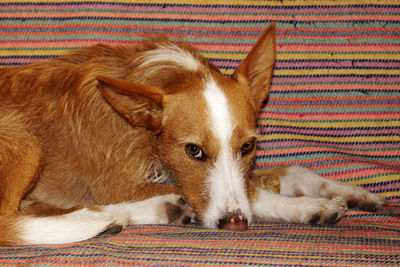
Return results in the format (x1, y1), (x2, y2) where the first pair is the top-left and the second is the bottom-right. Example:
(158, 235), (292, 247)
(343, 187), (387, 212)
(100, 194), (195, 226)
(295, 196), (347, 225)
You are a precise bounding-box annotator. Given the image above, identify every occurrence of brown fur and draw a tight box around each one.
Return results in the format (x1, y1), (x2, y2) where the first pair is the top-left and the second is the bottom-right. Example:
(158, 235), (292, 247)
(20, 202), (83, 216)
(0, 216), (23, 246)
(0, 24), (276, 228)
(0, 43), (179, 213)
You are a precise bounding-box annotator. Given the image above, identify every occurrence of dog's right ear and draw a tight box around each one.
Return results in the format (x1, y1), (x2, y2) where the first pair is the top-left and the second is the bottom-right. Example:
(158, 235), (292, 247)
(96, 76), (164, 133)
(232, 23), (276, 115)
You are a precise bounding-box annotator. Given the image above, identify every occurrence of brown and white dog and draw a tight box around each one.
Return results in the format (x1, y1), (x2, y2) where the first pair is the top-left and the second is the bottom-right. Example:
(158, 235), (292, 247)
(0, 23), (386, 245)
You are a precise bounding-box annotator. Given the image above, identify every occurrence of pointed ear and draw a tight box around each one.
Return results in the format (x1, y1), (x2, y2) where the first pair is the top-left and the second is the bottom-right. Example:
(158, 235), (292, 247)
(97, 76), (164, 133)
(232, 23), (276, 115)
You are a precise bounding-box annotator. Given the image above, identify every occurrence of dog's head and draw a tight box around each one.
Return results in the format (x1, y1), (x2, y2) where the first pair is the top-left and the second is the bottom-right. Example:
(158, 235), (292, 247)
(97, 23), (276, 230)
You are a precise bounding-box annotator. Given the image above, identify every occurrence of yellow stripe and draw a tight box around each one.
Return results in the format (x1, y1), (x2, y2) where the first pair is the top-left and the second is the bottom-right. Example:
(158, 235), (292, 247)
(2, 0), (397, 6)
(259, 120), (400, 128)
(202, 52), (246, 60)
(221, 69), (234, 75)
(349, 174), (399, 186)
(259, 134), (400, 143)
(381, 190), (400, 198)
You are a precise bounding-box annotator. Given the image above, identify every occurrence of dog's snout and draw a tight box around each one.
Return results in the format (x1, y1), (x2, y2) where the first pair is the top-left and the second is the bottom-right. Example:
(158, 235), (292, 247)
(218, 210), (248, 231)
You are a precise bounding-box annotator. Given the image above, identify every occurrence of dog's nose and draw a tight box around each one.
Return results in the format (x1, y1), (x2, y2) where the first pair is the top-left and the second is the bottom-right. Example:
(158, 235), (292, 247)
(218, 210), (248, 231)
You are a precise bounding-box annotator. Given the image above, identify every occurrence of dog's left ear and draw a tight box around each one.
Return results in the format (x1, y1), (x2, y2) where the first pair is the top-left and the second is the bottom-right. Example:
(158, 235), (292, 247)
(96, 76), (164, 133)
(232, 23), (276, 115)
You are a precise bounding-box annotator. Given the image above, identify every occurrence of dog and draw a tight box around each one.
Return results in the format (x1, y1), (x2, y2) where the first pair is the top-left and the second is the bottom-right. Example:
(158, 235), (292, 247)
(0, 23), (386, 245)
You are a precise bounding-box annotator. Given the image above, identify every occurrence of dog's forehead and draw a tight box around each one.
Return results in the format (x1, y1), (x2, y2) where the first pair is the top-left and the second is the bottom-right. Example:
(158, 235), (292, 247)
(210, 73), (257, 131)
(163, 74), (256, 145)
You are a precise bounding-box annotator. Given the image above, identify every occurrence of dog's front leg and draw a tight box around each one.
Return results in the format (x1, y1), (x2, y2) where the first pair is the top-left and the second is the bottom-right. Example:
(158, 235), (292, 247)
(8, 194), (194, 245)
(0, 114), (43, 216)
(250, 165), (386, 224)
(251, 186), (347, 224)
(277, 165), (386, 211)
(100, 194), (194, 226)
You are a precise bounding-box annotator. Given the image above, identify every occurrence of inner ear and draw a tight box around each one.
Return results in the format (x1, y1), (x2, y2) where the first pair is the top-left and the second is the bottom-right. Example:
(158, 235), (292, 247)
(96, 76), (164, 133)
(232, 23), (276, 116)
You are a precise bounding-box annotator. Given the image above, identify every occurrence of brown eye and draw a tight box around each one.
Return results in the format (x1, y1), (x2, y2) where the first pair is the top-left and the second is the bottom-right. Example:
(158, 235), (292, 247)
(241, 140), (255, 156)
(185, 144), (204, 160)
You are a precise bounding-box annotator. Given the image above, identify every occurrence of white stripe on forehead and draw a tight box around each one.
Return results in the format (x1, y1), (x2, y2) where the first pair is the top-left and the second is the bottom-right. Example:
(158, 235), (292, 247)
(203, 79), (234, 142)
(202, 78), (251, 229)
(140, 43), (200, 71)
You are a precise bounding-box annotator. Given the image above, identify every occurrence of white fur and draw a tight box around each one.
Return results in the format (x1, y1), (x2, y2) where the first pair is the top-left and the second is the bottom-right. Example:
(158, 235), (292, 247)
(101, 194), (181, 225)
(252, 187), (347, 224)
(279, 165), (386, 206)
(203, 79), (233, 142)
(252, 165), (385, 224)
(202, 78), (252, 228)
(19, 194), (181, 245)
(139, 43), (200, 72)
(19, 208), (116, 245)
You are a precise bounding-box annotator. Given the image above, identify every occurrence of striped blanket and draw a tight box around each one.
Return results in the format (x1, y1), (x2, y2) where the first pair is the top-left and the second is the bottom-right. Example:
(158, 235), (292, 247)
(0, 0), (399, 266)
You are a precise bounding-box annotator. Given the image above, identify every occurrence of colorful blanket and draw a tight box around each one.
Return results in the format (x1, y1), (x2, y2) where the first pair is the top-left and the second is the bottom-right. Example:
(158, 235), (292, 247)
(0, 0), (399, 266)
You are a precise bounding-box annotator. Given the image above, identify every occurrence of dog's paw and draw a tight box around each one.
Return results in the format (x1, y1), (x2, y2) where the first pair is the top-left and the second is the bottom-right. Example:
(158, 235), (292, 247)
(295, 197), (347, 225)
(344, 190), (387, 212)
(165, 197), (195, 225)
(308, 197), (347, 224)
(325, 183), (387, 212)
(95, 224), (124, 238)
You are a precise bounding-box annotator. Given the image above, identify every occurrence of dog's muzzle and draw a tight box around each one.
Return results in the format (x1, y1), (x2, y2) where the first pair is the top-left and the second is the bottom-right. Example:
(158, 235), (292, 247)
(218, 209), (248, 231)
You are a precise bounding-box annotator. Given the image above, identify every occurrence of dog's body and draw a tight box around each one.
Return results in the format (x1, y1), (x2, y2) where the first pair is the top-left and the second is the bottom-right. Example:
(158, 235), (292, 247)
(0, 24), (386, 245)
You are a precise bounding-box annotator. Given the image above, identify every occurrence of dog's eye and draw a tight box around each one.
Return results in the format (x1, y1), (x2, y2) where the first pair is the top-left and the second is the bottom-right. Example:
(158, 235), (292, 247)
(241, 140), (255, 156)
(185, 144), (204, 160)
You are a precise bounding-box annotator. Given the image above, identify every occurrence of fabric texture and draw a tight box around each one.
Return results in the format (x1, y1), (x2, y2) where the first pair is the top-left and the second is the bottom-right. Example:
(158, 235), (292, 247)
(0, 0), (399, 266)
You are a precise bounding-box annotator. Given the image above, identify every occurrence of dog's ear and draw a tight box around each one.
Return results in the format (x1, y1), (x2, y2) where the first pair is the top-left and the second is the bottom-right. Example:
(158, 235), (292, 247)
(96, 76), (164, 133)
(232, 23), (276, 115)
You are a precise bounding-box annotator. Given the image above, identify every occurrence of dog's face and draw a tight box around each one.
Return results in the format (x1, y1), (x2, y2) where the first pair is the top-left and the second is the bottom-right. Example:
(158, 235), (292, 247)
(157, 71), (259, 229)
(97, 23), (276, 230)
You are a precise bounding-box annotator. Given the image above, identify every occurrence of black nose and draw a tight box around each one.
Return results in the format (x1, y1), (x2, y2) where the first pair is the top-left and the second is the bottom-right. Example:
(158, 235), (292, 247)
(218, 210), (248, 231)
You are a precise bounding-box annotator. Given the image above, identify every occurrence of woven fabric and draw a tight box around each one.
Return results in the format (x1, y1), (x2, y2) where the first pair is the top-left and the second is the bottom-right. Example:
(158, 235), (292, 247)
(0, 0), (399, 266)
